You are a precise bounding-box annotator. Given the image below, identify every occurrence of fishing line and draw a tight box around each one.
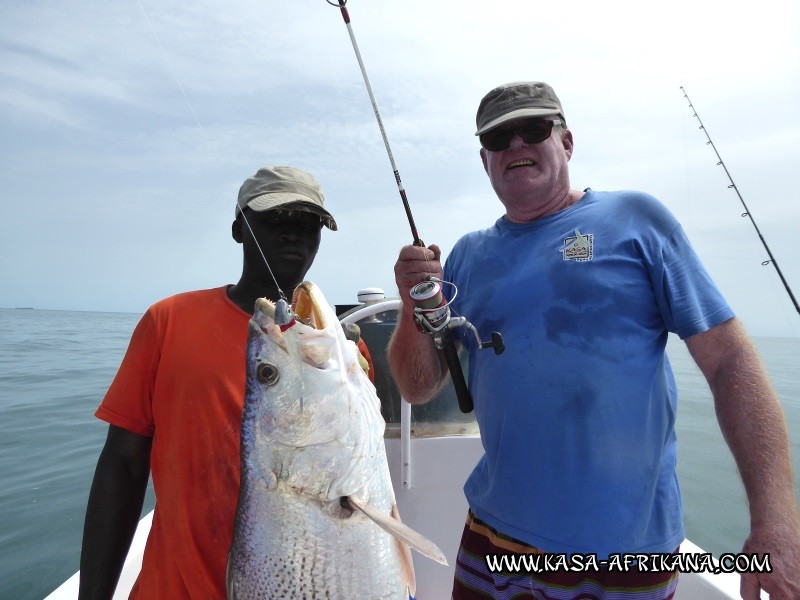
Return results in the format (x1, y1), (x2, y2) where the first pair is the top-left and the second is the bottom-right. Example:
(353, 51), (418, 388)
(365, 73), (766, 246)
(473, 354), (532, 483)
(680, 86), (799, 317)
(236, 206), (288, 302)
(326, 0), (423, 247)
(135, 0), (287, 301)
(135, 0), (205, 139)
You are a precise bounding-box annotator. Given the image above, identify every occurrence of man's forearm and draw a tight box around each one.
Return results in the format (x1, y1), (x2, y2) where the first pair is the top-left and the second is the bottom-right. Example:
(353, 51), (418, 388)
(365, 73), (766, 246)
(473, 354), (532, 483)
(689, 319), (799, 524)
(687, 319), (800, 597)
(78, 451), (150, 600)
(387, 306), (448, 404)
(710, 339), (797, 524)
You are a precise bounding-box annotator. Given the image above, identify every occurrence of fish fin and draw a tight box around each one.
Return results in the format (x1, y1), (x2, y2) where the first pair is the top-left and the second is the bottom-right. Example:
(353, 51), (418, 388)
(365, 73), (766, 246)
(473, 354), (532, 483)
(357, 352), (370, 375)
(225, 558), (237, 600)
(391, 503), (417, 597)
(347, 497), (449, 566)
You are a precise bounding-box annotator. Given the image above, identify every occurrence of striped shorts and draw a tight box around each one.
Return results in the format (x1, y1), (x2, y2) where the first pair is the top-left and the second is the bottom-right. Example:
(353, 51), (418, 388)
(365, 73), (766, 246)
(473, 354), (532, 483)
(452, 512), (679, 600)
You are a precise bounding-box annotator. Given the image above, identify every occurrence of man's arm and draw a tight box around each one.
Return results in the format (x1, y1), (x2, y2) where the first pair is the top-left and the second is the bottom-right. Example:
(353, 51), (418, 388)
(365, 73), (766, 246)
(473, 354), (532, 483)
(78, 425), (152, 600)
(685, 317), (800, 599)
(387, 243), (449, 404)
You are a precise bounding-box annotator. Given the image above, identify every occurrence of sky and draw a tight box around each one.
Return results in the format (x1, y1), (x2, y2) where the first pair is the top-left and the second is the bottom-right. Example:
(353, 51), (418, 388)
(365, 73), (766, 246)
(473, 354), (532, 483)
(1, 0), (799, 337)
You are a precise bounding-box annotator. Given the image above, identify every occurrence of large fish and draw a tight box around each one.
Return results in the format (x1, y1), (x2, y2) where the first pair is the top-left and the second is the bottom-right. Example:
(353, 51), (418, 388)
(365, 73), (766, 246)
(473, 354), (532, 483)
(227, 282), (445, 599)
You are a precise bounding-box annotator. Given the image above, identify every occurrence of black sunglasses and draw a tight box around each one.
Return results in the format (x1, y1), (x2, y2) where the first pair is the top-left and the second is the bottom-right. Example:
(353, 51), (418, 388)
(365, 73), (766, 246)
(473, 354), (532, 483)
(257, 209), (324, 229)
(479, 119), (562, 152)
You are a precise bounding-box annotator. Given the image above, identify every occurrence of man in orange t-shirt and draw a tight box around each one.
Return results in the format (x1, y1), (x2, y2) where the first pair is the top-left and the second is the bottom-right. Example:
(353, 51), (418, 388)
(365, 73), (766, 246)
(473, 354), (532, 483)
(78, 166), (371, 599)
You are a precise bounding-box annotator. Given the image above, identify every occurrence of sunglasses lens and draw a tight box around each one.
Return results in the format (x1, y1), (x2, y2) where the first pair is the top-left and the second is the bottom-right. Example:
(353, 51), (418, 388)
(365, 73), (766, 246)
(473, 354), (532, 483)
(520, 121), (554, 145)
(480, 130), (513, 152)
(480, 120), (555, 151)
(262, 210), (323, 228)
(294, 213), (324, 229)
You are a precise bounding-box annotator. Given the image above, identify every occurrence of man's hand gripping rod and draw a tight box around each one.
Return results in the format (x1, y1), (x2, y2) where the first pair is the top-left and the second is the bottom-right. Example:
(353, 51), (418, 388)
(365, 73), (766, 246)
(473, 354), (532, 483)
(410, 279), (504, 413)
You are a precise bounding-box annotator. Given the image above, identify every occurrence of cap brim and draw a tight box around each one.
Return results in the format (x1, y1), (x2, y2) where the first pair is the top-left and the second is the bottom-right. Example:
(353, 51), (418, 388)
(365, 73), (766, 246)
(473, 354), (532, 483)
(475, 108), (563, 136)
(244, 194), (338, 231)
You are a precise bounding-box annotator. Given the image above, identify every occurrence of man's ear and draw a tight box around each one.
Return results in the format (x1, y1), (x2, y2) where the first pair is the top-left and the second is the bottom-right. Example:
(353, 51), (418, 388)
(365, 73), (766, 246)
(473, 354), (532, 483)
(562, 129), (574, 161)
(480, 147), (489, 174)
(232, 216), (243, 243)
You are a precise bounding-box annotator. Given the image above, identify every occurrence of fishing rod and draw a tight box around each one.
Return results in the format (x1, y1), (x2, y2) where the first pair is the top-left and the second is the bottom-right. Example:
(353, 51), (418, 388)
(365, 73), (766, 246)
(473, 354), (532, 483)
(681, 86), (800, 317)
(327, 0), (504, 413)
(326, 0), (422, 247)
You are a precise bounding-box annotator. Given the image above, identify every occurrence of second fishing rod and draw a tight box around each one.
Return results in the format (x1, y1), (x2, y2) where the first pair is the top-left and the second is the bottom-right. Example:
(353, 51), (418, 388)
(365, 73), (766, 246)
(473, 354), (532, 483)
(681, 86), (800, 317)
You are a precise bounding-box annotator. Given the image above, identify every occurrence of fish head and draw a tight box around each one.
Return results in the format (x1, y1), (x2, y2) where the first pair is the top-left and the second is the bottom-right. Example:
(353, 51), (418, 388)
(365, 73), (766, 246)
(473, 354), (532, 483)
(245, 290), (334, 442)
(244, 282), (386, 500)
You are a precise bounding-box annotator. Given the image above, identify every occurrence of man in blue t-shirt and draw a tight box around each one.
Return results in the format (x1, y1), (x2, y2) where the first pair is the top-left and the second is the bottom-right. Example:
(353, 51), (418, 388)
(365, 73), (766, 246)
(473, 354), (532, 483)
(387, 81), (800, 599)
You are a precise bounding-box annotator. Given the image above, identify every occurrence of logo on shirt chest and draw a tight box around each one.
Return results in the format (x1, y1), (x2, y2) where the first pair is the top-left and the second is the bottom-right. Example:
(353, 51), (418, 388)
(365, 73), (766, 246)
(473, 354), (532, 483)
(560, 229), (594, 262)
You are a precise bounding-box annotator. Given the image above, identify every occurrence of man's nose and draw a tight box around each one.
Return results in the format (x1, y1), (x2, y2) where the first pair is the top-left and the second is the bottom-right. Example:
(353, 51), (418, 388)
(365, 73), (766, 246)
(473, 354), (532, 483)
(277, 224), (305, 241)
(508, 134), (527, 149)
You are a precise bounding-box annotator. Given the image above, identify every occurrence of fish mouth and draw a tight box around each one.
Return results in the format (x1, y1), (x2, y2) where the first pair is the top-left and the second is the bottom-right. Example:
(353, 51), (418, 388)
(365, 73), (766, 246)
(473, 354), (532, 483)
(254, 297), (277, 321)
(252, 282), (328, 331)
(291, 282), (327, 329)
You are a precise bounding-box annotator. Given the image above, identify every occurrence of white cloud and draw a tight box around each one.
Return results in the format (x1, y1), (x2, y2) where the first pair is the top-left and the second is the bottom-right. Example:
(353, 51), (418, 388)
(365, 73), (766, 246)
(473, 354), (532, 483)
(1, 0), (798, 335)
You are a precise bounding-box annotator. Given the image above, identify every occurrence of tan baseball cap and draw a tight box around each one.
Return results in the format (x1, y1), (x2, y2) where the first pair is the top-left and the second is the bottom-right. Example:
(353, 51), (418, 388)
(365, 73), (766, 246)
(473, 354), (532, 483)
(475, 81), (566, 136)
(236, 166), (337, 231)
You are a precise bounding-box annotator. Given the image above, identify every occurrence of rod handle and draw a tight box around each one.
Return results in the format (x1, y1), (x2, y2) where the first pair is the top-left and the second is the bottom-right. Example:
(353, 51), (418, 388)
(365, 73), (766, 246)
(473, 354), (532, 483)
(440, 332), (473, 413)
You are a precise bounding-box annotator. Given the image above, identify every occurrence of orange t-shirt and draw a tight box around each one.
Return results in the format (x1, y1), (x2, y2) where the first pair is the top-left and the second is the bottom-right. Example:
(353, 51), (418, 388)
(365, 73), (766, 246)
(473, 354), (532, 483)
(95, 286), (375, 599)
(96, 287), (249, 599)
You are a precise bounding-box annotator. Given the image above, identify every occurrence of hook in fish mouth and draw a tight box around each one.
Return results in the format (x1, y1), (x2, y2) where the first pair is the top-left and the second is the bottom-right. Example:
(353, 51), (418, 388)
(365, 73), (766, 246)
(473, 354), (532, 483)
(253, 282), (328, 331)
(274, 298), (295, 329)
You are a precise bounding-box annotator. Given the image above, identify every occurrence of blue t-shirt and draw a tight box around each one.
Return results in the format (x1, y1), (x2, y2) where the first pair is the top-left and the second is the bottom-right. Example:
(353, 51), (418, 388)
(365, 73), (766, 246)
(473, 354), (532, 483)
(442, 189), (733, 559)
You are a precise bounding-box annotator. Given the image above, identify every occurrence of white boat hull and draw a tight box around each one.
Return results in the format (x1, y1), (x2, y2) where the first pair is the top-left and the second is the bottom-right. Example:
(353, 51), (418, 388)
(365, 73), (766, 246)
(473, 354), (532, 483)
(44, 434), (751, 600)
(45, 298), (760, 599)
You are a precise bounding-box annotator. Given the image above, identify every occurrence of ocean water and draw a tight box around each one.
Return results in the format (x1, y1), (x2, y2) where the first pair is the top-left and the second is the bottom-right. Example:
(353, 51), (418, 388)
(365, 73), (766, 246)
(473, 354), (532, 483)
(0, 307), (798, 600)
(0, 309), (155, 600)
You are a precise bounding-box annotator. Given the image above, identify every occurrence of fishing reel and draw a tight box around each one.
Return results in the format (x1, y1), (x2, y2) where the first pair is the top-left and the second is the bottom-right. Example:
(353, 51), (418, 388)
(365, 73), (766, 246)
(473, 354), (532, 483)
(410, 277), (504, 413)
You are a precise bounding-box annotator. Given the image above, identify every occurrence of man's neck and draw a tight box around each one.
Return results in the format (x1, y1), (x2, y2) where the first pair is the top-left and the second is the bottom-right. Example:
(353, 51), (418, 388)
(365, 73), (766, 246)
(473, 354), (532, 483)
(504, 187), (584, 223)
(227, 280), (293, 314)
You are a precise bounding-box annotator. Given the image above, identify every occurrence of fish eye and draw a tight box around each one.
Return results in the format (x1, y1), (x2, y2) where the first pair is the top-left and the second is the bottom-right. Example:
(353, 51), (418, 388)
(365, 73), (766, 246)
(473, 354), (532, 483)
(257, 363), (279, 385)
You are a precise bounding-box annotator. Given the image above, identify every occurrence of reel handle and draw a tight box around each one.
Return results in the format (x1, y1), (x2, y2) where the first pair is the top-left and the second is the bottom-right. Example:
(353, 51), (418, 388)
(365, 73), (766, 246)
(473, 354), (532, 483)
(480, 332), (505, 355)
